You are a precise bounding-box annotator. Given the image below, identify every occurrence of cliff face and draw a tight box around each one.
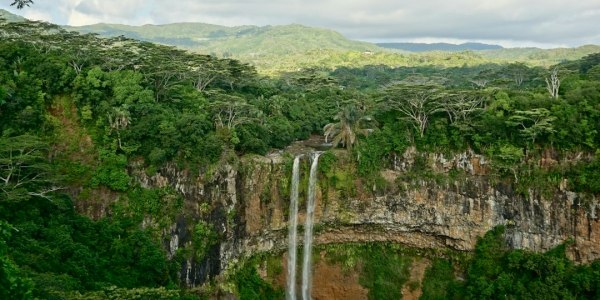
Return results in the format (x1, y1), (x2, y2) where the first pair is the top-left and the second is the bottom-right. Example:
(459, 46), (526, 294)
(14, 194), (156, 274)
(127, 148), (599, 287)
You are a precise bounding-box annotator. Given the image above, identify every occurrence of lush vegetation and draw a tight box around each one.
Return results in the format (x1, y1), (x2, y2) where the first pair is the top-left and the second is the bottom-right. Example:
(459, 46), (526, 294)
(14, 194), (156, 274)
(0, 17), (348, 298)
(419, 226), (600, 299)
(231, 259), (283, 300)
(1, 11), (600, 299)
(249, 229), (600, 300)
(322, 243), (414, 300)
(420, 258), (464, 300)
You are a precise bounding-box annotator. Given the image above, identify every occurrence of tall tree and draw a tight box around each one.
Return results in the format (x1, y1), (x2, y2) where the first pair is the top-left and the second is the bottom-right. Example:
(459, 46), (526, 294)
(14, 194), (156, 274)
(381, 84), (443, 138)
(10, 0), (33, 9)
(439, 90), (487, 124)
(0, 135), (59, 202)
(208, 94), (261, 130)
(504, 63), (530, 87)
(323, 104), (374, 151)
(506, 108), (556, 147)
(545, 67), (560, 99)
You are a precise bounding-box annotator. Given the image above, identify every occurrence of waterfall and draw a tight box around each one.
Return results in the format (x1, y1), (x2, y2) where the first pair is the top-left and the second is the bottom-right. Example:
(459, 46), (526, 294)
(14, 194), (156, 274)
(286, 155), (301, 300)
(286, 152), (321, 300)
(301, 152), (320, 300)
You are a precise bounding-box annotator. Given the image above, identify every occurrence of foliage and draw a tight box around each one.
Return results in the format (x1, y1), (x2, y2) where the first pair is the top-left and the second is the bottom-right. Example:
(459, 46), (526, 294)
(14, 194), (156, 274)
(320, 243), (413, 300)
(323, 103), (375, 151)
(316, 152), (356, 197)
(353, 125), (409, 177)
(0, 134), (56, 202)
(193, 221), (219, 261)
(568, 153), (600, 194)
(463, 226), (600, 299)
(10, 0), (34, 9)
(417, 226), (600, 299)
(122, 187), (184, 228)
(232, 261), (283, 300)
(359, 243), (412, 300)
(317, 151), (337, 175)
(420, 258), (464, 300)
(506, 108), (556, 146)
(309, 236), (600, 300)
(0, 220), (33, 300)
(90, 150), (131, 191)
(380, 84), (444, 138)
(54, 286), (201, 300)
(0, 195), (177, 297)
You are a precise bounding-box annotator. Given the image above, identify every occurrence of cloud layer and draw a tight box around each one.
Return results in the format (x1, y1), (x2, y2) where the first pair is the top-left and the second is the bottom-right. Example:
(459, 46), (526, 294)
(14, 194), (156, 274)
(2, 0), (599, 47)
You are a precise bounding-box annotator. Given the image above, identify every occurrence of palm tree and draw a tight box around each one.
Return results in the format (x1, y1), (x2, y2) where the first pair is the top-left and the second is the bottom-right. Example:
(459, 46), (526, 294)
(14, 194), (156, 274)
(11, 0), (34, 9)
(323, 104), (374, 151)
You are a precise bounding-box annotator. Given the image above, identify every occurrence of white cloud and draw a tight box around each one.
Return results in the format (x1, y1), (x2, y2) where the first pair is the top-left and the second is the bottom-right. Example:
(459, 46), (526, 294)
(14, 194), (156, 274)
(67, 9), (102, 26)
(21, 9), (52, 22)
(66, 0), (152, 25)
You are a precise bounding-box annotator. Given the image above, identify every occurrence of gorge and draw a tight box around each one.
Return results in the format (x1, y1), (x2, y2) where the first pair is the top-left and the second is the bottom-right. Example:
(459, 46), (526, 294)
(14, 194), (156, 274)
(126, 145), (600, 298)
(2, 10), (600, 299)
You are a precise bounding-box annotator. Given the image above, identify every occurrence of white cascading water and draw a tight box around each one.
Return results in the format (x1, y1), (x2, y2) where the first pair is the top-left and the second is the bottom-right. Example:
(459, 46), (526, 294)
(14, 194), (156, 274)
(301, 152), (321, 300)
(286, 155), (301, 300)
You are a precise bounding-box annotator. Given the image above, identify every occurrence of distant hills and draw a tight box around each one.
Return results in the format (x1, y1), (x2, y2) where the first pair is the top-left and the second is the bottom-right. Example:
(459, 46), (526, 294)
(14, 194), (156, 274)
(64, 23), (508, 56)
(2, 8), (378, 58)
(478, 45), (600, 62)
(377, 42), (503, 52)
(60, 21), (600, 70)
(63, 22), (379, 57)
(3, 8), (600, 72)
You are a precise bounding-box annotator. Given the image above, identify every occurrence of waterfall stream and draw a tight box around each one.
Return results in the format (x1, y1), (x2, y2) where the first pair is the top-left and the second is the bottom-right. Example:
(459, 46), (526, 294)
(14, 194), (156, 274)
(285, 152), (320, 300)
(301, 152), (320, 300)
(286, 155), (301, 300)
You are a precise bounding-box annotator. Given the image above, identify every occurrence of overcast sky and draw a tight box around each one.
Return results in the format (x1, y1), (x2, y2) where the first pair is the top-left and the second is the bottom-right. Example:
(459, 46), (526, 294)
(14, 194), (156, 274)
(2, 0), (600, 48)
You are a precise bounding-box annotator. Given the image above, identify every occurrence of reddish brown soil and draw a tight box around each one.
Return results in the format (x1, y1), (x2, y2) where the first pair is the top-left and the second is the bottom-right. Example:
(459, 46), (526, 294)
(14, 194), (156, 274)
(275, 252), (368, 300)
(401, 258), (430, 300)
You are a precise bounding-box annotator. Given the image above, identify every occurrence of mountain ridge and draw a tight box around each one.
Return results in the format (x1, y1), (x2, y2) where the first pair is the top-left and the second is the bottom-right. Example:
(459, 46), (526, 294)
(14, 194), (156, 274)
(377, 42), (503, 52)
(3, 8), (600, 72)
(0, 8), (26, 22)
(63, 22), (381, 57)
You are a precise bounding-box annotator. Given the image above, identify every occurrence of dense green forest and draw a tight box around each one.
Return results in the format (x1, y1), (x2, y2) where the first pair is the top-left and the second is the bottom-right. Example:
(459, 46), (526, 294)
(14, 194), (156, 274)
(1, 15), (600, 299)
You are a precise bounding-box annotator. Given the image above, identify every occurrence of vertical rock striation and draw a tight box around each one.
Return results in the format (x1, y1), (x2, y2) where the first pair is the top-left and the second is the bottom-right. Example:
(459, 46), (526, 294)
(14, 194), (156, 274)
(121, 150), (600, 287)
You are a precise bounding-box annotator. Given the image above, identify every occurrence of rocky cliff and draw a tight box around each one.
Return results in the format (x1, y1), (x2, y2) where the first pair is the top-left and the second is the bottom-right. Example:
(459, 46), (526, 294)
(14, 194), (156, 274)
(126, 147), (599, 287)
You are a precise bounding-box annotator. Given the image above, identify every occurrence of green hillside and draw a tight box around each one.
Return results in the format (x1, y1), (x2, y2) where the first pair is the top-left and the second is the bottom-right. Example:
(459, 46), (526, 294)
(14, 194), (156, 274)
(0, 8), (26, 22)
(6, 9), (600, 74)
(64, 22), (379, 57)
(480, 45), (600, 65)
(65, 21), (600, 73)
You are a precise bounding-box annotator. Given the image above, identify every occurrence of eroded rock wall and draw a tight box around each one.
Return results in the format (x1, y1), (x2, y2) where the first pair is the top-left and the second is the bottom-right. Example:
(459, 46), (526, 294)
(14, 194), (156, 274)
(127, 150), (599, 287)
